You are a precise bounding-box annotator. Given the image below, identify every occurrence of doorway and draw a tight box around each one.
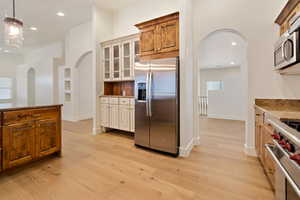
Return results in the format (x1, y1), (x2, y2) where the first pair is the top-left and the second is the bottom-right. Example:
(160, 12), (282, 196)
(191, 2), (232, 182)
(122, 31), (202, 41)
(198, 29), (248, 147)
(27, 68), (36, 105)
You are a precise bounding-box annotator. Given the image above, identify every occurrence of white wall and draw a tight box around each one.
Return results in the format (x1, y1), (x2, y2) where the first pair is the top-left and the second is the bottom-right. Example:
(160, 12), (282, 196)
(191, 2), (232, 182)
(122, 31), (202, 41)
(0, 54), (24, 104)
(112, 0), (180, 38)
(200, 67), (246, 120)
(92, 5), (114, 133)
(16, 42), (63, 105)
(77, 52), (93, 120)
(192, 0), (298, 155)
(64, 21), (93, 121)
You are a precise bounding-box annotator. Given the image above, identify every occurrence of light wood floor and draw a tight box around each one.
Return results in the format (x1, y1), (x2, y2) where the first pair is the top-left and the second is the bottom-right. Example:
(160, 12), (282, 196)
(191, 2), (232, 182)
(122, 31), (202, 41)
(0, 118), (274, 200)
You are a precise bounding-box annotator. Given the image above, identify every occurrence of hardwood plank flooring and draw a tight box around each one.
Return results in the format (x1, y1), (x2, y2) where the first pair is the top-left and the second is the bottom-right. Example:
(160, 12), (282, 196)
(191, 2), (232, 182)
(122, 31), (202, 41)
(0, 118), (274, 200)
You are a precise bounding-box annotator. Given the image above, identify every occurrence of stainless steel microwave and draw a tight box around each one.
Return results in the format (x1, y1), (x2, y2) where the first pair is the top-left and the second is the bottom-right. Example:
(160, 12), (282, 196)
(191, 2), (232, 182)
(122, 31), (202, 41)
(274, 31), (300, 70)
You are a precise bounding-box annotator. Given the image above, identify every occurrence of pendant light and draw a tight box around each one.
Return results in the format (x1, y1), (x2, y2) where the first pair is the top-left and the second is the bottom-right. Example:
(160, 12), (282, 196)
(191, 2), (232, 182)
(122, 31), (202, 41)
(4, 0), (24, 48)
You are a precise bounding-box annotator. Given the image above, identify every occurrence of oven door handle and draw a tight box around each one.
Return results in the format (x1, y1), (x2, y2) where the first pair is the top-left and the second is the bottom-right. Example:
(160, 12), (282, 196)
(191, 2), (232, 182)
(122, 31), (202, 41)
(265, 144), (300, 198)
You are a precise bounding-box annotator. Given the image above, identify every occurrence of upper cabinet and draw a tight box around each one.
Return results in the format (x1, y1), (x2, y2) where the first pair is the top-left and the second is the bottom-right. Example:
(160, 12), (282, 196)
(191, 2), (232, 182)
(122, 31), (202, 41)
(135, 12), (179, 61)
(101, 34), (139, 82)
(275, 0), (300, 35)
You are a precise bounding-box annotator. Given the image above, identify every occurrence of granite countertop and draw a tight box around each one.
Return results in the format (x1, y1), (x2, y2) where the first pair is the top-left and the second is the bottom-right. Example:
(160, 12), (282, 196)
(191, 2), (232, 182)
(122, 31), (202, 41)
(0, 103), (62, 112)
(255, 99), (300, 121)
(99, 95), (135, 98)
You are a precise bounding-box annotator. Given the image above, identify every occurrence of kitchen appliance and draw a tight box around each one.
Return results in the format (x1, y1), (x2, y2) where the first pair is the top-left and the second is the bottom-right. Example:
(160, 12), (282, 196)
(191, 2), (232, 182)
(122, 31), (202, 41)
(265, 116), (300, 200)
(274, 31), (300, 70)
(134, 57), (179, 156)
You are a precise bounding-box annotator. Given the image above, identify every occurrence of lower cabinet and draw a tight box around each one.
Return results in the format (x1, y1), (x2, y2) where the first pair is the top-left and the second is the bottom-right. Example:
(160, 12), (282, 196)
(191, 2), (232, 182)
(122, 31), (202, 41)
(1, 106), (62, 171)
(2, 122), (36, 170)
(119, 105), (130, 131)
(100, 97), (135, 132)
(36, 119), (60, 158)
(100, 104), (110, 127)
(255, 107), (276, 190)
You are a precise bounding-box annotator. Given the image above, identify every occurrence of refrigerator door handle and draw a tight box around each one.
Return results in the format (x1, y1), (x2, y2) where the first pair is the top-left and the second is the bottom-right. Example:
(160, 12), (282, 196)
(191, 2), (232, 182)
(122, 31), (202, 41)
(149, 71), (153, 117)
(146, 71), (149, 117)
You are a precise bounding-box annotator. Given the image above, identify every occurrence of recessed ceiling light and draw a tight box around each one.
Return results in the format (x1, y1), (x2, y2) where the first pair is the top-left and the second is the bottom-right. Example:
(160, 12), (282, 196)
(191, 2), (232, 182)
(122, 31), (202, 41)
(4, 50), (10, 53)
(56, 12), (65, 17)
(30, 27), (37, 31)
(230, 61), (235, 65)
(232, 42), (237, 46)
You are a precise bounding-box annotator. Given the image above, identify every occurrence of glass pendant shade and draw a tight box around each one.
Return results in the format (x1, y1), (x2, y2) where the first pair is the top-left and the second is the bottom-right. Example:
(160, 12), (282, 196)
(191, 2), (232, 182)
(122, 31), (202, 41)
(4, 17), (24, 48)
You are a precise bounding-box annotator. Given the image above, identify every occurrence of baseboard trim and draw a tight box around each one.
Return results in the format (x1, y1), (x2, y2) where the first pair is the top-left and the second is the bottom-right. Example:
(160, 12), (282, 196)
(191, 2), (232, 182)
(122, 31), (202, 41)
(92, 127), (102, 135)
(244, 144), (257, 157)
(179, 138), (195, 157)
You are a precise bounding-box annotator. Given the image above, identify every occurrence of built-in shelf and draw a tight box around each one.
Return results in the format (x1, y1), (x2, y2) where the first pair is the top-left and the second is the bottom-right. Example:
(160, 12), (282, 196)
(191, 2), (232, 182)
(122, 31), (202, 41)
(64, 68), (71, 79)
(64, 67), (72, 103)
(65, 93), (71, 102)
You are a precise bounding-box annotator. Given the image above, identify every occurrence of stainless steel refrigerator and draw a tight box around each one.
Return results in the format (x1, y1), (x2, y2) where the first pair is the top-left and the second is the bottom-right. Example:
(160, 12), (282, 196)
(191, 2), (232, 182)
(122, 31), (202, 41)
(134, 57), (179, 156)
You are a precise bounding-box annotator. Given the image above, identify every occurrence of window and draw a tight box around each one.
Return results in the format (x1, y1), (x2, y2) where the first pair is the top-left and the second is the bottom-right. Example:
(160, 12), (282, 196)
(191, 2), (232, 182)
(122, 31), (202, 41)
(206, 81), (223, 91)
(0, 78), (13, 101)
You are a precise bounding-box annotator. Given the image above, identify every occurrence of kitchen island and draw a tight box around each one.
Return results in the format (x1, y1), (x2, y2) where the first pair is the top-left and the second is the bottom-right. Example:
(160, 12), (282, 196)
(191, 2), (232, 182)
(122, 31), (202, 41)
(0, 104), (62, 172)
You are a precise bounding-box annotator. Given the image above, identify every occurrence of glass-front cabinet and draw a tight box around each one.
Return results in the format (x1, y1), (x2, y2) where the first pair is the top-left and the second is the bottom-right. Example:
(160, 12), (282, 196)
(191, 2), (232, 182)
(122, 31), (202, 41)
(103, 46), (111, 81)
(112, 44), (121, 81)
(122, 41), (132, 80)
(101, 35), (139, 82)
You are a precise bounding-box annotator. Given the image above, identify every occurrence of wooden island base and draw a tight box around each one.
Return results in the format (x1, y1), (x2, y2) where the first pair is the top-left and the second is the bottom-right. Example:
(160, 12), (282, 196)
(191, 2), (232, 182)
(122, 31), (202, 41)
(0, 105), (62, 173)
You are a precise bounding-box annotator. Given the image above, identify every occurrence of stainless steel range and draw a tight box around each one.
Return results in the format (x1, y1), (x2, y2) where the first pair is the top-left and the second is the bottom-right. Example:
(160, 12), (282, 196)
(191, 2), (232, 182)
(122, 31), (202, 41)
(266, 116), (300, 200)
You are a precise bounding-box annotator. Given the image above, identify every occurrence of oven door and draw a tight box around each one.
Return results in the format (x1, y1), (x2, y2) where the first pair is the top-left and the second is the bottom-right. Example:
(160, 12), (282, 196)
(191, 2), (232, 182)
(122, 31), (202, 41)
(266, 144), (300, 200)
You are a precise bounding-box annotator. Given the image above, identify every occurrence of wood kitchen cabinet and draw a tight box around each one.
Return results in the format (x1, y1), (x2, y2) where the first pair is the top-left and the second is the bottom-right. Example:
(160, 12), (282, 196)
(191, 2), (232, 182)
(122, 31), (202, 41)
(36, 118), (60, 158)
(2, 122), (36, 170)
(0, 105), (62, 172)
(276, 0), (300, 35)
(254, 107), (276, 190)
(135, 12), (179, 60)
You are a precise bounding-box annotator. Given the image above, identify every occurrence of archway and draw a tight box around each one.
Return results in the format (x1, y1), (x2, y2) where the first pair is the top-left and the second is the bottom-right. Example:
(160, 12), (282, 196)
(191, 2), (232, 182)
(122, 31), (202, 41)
(75, 51), (93, 120)
(27, 68), (36, 105)
(197, 29), (248, 146)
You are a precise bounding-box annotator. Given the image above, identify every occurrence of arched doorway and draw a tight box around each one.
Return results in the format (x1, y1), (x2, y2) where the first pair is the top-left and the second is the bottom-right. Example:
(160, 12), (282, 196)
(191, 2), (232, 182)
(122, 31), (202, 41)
(197, 29), (248, 146)
(75, 51), (93, 120)
(27, 68), (36, 105)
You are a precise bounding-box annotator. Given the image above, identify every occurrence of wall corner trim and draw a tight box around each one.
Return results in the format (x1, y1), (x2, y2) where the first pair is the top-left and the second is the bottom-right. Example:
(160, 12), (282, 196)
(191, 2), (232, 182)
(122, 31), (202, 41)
(244, 144), (257, 157)
(179, 137), (198, 157)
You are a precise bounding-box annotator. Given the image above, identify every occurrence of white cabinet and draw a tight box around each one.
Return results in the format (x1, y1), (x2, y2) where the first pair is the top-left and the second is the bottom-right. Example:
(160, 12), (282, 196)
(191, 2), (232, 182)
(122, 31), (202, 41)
(112, 44), (121, 81)
(110, 104), (119, 129)
(103, 46), (112, 81)
(100, 97), (135, 132)
(119, 105), (130, 131)
(101, 34), (139, 82)
(100, 104), (110, 127)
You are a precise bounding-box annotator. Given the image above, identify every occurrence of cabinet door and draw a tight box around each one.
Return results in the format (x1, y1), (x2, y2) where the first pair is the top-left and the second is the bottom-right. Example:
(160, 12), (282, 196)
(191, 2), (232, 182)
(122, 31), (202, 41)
(130, 107), (135, 132)
(103, 46), (112, 81)
(264, 146), (276, 189)
(122, 41), (133, 80)
(109, 105), (119, 129)
(100, 104), (110, 127)
(119, 105), (130, 131)
(3, 122), (36, 170)
(36, 119), (60, 158)
(255, 124), (261, 158)
(112, 44), (121, 81)
(157, 19), (179, 53)
(140, 26), (156, 56)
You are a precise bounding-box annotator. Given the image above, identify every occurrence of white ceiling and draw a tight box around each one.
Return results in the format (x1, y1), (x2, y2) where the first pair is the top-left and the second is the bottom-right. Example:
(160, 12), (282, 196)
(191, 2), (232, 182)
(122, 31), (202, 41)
(199, 31), (247, 69)
(0, 0), (139, 53)
(95, 0), (138, 10)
